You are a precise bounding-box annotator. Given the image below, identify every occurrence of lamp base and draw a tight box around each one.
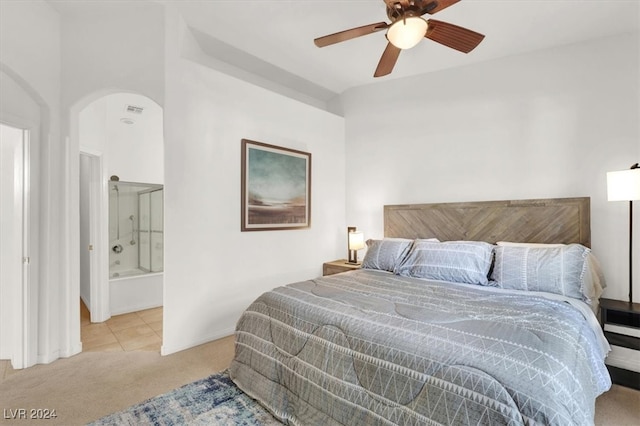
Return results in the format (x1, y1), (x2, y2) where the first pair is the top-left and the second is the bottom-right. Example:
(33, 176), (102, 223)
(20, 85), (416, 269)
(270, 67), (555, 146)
(347, 248), (359, 264)
(345, 261), (361, 266)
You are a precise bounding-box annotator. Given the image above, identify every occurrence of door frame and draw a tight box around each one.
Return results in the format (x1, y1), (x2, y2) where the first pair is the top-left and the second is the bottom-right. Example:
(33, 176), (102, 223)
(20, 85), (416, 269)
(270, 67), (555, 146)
(79, 148), (110, 323)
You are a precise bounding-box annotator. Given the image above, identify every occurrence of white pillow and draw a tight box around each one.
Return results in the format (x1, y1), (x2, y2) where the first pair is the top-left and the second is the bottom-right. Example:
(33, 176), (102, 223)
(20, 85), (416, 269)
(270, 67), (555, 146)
(494, 242), (606, 305)
(491, 243), (593, 301)
(361, 238), (415, 272)
(394, 240), (494, 285)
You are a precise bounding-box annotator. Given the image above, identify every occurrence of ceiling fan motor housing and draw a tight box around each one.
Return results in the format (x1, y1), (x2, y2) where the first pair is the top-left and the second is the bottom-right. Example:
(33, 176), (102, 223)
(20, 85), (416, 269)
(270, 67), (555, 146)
(385, 0), (436, 22)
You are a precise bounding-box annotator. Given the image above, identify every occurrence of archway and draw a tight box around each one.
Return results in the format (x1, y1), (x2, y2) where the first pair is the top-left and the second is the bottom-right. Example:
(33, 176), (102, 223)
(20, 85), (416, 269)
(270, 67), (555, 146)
(70, 91), (164, 352)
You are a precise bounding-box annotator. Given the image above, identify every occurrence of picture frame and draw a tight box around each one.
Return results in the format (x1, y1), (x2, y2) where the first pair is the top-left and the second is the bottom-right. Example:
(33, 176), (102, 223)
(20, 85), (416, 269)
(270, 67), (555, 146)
(241, 139), (311, 231)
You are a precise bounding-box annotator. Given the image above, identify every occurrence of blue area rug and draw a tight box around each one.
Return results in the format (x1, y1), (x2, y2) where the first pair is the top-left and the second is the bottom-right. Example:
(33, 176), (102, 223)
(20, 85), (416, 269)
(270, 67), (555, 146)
(89, 371), (282, 425)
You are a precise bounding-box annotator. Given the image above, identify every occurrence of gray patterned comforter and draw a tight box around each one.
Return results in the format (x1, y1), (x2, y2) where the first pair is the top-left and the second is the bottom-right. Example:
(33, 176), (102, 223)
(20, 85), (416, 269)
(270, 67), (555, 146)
(229, 269), (611, 425)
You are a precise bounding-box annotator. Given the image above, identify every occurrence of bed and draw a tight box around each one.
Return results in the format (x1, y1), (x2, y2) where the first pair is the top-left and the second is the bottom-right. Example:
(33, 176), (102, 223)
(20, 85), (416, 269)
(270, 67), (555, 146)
(229, 197), (611, 425)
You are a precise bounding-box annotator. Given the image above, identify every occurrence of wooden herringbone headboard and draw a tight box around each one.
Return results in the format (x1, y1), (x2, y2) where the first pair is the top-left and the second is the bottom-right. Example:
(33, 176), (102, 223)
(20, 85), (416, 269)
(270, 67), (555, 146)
(384, 197), (590, 247)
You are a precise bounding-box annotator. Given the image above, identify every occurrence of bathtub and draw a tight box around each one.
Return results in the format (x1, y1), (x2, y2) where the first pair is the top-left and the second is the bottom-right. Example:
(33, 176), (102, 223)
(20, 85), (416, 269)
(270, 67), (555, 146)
(110, 268), (147, 279)
(109, 270), (163, 315)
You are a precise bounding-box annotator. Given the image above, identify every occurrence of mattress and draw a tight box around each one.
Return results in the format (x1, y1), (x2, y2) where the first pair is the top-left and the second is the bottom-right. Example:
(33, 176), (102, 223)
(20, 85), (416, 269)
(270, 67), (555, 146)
(229, 269), (610, 425)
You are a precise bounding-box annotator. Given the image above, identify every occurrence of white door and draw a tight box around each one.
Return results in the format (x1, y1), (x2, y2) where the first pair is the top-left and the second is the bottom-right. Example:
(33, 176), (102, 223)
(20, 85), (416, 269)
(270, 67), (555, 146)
(79, 154), (92, 313)
(79, 150), (109, 324)
(0, 123), (28, 369)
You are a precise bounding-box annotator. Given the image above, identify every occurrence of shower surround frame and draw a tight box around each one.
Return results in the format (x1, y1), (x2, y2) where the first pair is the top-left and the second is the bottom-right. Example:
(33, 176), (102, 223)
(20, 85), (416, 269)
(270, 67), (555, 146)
(108, 180), (164, 314)
(109, 180), (163, 278)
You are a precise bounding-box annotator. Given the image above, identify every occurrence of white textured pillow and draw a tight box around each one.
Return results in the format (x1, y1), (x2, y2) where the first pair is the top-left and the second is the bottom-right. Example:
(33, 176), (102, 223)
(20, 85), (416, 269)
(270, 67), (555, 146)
(394, 240), (494, 285)
(361, 238), (415, 272)
(494, 242), (605, 305)
(490, 244), (590, 300)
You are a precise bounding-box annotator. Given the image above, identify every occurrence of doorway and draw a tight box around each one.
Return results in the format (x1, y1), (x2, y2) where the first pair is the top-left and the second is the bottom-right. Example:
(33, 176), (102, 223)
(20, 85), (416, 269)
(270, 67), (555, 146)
(75, 92), (164, 350)
(0, 123), (29, 369)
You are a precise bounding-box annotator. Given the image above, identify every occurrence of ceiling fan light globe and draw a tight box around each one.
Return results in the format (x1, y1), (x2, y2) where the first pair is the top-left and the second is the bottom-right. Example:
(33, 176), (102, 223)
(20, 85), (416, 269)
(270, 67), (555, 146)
(387, 17), (428, 49)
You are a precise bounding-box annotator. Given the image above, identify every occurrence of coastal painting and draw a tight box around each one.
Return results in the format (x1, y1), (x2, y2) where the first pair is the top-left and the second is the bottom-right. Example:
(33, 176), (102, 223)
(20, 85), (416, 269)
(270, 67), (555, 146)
(241, 139), (311, 231)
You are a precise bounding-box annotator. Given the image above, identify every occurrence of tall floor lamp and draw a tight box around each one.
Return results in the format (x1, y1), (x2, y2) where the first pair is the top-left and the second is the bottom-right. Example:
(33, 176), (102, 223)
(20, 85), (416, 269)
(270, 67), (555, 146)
(607, 163), (640, 304)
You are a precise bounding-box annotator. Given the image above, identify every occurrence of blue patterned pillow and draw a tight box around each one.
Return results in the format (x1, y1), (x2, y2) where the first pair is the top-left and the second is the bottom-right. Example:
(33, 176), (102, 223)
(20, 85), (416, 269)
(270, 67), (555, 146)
(490, 244), (590, 299)
(361, 238), (415, 272)
(394, 240), (494, 285)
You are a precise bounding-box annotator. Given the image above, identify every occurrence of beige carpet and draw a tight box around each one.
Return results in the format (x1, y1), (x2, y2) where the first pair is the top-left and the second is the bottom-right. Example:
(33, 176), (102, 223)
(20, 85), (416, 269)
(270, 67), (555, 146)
(0, 336), (234, 425)
(1, 335), (639, 425)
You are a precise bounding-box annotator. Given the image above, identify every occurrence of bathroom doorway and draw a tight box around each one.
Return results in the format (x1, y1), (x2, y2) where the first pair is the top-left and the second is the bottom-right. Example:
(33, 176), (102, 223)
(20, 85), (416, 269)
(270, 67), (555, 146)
(77, 92), (164, 344)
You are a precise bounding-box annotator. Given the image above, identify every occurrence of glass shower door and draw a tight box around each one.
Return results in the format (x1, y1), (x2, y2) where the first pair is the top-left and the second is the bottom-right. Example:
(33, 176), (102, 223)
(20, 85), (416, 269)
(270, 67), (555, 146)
(150, 189), (163, 272)
(138, 192), (151, 272)
(138, 188), (163, 273)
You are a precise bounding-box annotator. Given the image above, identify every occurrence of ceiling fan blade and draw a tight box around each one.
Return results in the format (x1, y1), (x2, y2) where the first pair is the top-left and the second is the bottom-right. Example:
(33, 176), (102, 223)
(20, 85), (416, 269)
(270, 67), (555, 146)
(314, 22), (389, 48)
(421, 0), (461, 15)
(425, 19), (485, 53)
(374, 42), (401, 77)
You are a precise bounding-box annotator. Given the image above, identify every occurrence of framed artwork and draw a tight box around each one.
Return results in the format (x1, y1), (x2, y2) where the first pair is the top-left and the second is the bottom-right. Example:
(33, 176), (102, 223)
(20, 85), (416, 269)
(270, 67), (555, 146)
(241, 139), (311, 231)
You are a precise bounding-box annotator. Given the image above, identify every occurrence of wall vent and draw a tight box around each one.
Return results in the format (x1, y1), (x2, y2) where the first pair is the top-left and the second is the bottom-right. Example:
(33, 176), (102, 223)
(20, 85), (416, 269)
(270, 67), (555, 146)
(125, 105), (144, 114)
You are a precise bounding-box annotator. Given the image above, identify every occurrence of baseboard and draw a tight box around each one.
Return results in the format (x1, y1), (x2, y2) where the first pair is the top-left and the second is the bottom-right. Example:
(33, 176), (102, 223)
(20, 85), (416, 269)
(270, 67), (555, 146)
(80, 294), (90, 310)
(60, 342), (82, 358)
(37, 349), (60, 365)
(160, 327), (235, 356)
(33, 342), (82, 367)
(110, 302), (163, 316)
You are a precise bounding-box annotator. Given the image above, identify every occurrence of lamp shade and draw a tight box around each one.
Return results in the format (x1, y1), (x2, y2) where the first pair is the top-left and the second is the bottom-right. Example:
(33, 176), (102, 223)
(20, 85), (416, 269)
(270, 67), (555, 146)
(387, 17), (428, 49)
(607, 169), (640, 201)
(348, 231), (365, 251)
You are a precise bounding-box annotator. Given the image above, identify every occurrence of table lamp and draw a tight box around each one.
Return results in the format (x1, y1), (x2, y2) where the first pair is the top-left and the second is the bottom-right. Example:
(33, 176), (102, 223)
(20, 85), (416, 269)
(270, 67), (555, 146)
(347, 227), (365, 265)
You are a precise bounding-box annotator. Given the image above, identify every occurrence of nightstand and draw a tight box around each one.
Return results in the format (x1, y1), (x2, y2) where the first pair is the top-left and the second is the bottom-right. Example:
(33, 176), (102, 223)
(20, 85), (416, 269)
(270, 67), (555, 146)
(322, 259), (361, 276)
(599, 298), (640, 390)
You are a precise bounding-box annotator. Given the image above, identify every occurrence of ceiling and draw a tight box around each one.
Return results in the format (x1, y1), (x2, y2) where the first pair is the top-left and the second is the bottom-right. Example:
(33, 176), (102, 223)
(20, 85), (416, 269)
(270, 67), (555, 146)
(175, 0), (639, 94)
(51, 1), (640, 101)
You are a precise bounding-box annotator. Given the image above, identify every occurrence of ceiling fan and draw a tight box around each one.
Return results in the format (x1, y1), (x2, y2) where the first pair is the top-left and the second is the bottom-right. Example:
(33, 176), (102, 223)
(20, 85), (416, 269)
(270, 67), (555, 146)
(314, 0), (485, 77)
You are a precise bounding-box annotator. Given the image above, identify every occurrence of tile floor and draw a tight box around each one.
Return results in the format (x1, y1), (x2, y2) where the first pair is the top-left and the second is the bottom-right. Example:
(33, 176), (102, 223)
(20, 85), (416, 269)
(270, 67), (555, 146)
(81, 301), (163, 352)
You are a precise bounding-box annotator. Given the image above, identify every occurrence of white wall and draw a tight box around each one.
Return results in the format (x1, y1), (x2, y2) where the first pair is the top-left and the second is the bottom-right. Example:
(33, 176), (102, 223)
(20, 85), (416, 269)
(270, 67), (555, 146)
(161, 12), (346, 354)
(341, 33), (640, 303)
(105, 94), (164, 184)
(60, 1), (165, 114)
(79, 93), (164, 183)
(78, 97), (107, 152)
